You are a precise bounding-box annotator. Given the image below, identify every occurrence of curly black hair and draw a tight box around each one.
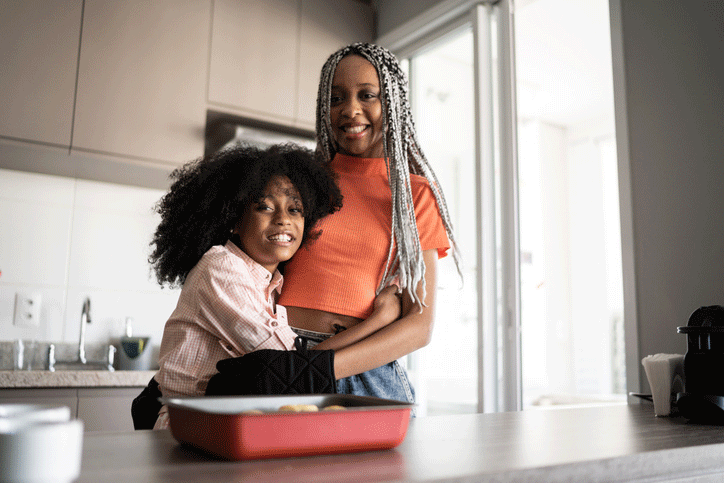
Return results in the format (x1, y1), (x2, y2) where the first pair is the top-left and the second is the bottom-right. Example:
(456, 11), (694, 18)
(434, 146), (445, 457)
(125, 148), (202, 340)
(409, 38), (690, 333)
(149, 143), (343, 287)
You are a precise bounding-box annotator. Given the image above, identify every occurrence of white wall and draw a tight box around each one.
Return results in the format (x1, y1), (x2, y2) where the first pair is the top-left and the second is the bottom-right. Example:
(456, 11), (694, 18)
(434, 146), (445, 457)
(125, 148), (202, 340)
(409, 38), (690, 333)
(610, 0), (724, 392)
(0, 167), (179, 356)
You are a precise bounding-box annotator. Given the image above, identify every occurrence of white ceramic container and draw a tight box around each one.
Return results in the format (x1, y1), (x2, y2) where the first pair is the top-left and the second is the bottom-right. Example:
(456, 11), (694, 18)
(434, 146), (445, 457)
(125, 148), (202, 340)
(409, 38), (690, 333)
(0, 404), (83, 483)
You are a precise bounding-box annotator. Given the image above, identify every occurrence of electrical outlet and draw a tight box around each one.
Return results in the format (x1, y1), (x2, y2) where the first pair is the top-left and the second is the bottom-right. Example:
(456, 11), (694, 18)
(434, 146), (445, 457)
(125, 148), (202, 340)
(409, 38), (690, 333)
(13, 292), (42, 327)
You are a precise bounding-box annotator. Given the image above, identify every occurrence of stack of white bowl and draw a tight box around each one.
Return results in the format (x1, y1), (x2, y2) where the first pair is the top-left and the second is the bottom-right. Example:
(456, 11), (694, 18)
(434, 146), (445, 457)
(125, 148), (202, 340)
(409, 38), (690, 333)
(0, 404), (83, 483)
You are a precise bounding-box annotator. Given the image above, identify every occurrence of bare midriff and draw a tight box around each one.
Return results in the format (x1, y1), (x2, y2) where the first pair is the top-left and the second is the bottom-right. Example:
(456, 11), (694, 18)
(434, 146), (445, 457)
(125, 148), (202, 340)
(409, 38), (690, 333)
(286, 306), (363, 334)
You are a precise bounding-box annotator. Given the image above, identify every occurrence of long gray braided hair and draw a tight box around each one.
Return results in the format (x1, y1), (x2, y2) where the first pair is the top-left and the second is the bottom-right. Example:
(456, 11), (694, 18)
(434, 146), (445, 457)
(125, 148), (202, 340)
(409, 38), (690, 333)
(316, 42), (461, 310)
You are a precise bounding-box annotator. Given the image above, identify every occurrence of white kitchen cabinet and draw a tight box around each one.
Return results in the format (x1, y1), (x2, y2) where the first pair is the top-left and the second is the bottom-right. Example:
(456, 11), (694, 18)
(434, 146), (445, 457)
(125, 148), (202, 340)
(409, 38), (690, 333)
(296, 0), (374, 126)
(0, 387), (143, 432)
(208, 0), (373, 129)
(0, 388), (78, 416)
(77, 387), (139, 432)
(208, 0), (300, 124)
(0, 0), (372, 187)
(71, 0), (210, 166)
(0, 0), (82, 147)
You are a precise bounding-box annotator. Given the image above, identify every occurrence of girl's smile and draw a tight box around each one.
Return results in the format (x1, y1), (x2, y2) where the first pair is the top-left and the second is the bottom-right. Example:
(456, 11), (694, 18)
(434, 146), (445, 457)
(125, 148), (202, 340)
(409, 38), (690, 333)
(267, 233), (293, 243)
(234, 175), (304, 274)
(330, 55), (384, 158)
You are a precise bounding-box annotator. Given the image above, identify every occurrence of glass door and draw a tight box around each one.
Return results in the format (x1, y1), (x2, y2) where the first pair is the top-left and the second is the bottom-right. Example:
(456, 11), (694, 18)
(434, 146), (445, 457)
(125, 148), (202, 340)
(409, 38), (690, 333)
(513, 0), (625, 408)
(396, 0), (625, 415)
(401, 2), (519, 415)
(404, 27), (479, 416)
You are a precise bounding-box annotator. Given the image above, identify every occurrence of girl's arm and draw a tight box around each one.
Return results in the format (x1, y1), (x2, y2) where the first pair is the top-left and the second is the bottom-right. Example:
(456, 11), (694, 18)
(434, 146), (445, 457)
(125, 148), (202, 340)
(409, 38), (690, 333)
(312, 285), (401, 351)
(331, 249), (438, 379)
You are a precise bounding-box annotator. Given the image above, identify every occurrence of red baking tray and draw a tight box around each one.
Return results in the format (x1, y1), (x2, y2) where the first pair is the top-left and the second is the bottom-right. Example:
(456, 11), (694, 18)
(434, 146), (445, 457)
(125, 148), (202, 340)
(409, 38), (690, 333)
(161, 394), (413, 460)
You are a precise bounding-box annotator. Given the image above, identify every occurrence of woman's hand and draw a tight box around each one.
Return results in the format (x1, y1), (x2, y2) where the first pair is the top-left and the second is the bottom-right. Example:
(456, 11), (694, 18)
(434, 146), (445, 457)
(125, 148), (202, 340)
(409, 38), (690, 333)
(371, 285), (402, 325)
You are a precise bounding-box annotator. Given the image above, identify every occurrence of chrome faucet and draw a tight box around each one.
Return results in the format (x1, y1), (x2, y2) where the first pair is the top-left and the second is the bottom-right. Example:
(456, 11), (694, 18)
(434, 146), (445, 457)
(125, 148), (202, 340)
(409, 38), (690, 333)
(46, 296), (115, 371)
(78, 297), (91, 364)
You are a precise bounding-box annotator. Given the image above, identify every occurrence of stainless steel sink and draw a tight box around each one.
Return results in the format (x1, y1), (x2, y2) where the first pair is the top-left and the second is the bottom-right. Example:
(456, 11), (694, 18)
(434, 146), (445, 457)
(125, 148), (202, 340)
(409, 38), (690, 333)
(47, 343), (116, 372)
(50, 361), (115, 372)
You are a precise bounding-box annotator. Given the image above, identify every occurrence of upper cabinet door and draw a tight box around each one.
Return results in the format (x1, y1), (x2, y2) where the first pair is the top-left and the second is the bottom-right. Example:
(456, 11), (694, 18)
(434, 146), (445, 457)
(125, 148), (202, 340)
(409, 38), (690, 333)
(208, 0), (300, 124)
(296, 0), (373, 128)
(72, 0), (210, 165)
(0, 0), (82, 147)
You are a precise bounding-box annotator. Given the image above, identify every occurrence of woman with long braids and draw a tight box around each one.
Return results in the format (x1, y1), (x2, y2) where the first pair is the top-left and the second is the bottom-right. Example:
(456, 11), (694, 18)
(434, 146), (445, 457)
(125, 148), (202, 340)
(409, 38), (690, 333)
(279, 43), (460, 406)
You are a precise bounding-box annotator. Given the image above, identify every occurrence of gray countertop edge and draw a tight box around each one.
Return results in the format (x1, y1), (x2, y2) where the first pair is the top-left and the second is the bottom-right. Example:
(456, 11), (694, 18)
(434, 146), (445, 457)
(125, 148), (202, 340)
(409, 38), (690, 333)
(471, 444), (724, 483)
(74, 407), (724, 483)
(0, 370), (157, 388)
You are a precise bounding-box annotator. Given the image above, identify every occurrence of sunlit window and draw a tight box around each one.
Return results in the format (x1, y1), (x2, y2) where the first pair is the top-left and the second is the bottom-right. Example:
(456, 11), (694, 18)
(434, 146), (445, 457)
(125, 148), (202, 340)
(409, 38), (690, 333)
(399, 0), (624, 414)
(405, 29), (478, 416)
(515, 0), (625, 408)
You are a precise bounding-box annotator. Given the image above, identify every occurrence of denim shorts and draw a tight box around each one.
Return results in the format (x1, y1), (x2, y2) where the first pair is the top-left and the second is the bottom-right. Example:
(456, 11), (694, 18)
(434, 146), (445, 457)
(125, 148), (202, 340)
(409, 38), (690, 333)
(292, 328), (416, 414)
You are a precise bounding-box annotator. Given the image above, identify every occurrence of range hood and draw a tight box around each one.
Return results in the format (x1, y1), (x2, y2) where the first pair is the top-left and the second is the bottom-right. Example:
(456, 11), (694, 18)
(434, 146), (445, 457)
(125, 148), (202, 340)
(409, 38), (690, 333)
(204, 110), (316, 156)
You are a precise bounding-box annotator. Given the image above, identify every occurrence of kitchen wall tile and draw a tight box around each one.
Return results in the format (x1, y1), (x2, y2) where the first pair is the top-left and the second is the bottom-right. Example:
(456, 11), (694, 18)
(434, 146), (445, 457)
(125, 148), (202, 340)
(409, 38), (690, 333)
(0, 288), (13, 327)
(0, 286), (67, 344)
(0, 199), (73, 286)
(72, 178), (163, 214)
(66, 179), (165, 291)
(0, 168), (75, 204)
(1, 168), (178, 349)
(112, 289), (180, 345)
(0, 169), (74, 286)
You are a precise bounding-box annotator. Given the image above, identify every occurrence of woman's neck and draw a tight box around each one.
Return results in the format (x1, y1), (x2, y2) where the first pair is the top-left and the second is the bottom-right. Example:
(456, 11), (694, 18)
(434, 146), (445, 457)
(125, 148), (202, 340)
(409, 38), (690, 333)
(331, 153), (387, 176)
(333, 152), (384, 161)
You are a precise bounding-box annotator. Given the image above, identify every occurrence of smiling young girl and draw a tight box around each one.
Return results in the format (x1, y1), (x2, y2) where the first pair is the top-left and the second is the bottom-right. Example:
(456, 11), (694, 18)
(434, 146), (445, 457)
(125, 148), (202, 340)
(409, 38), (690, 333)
(145, 143), (402, 429)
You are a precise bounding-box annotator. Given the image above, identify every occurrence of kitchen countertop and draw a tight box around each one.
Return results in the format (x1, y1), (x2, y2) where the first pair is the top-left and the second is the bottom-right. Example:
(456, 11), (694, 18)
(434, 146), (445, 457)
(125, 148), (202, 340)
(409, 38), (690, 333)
(73, 402), (724, 482)
(0, 370), (156, 388)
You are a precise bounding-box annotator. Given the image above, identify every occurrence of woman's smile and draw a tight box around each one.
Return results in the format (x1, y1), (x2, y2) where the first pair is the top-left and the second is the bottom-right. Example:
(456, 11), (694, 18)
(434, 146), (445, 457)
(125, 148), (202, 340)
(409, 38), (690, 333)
(342, 124), (369, 135)
(330, 55), (384, 158)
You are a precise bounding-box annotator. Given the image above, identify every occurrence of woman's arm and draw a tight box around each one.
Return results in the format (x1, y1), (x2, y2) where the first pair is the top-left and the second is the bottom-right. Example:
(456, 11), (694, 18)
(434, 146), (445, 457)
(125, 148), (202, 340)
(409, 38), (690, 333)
(312, 284), (401, 351)
(331, 249), (438, 379)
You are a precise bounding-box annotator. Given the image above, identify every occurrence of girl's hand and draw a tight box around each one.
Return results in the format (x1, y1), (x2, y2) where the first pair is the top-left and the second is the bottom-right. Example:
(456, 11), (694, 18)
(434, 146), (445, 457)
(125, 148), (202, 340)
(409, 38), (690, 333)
(372, 285), (402, 324)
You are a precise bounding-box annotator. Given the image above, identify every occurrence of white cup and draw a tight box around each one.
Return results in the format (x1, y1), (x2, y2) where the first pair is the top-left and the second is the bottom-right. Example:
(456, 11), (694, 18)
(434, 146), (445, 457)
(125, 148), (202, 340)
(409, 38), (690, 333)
(641, 353), (684, 416)
(0, 404), (84, 483)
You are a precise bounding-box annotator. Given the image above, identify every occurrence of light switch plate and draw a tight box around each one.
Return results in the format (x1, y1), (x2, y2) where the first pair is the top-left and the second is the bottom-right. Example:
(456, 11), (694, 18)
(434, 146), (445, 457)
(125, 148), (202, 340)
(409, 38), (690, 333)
(13, 292), (42, 327)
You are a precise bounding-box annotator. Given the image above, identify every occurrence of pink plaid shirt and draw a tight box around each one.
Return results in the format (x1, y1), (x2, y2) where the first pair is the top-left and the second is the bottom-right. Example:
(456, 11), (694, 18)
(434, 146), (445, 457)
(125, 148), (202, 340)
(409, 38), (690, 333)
(154, 240), (297, 429)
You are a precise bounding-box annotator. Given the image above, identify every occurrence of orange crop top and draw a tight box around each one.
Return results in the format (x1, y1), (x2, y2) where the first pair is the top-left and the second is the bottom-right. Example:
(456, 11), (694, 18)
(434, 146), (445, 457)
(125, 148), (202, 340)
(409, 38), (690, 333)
(278, 153), (450, 319)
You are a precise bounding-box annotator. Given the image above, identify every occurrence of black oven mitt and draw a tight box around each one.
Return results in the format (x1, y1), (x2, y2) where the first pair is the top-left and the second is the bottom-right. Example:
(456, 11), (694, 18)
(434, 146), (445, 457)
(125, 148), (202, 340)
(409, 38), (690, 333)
(131, 377), (163, 430)
(205, 337), (337, 396)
